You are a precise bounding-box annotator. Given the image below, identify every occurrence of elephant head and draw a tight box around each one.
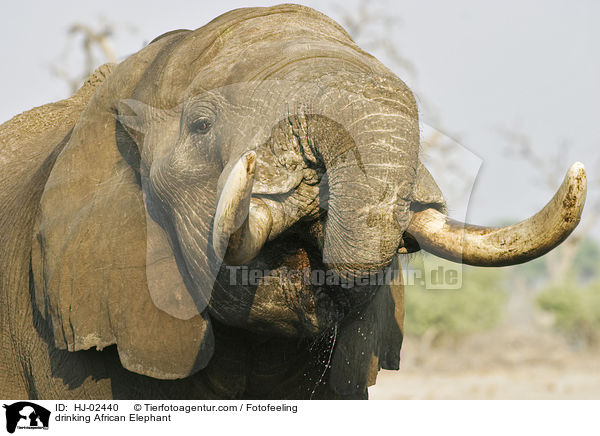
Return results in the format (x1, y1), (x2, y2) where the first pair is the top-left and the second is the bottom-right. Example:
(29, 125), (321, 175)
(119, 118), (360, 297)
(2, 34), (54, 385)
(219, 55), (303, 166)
(30, 5), (586, 392)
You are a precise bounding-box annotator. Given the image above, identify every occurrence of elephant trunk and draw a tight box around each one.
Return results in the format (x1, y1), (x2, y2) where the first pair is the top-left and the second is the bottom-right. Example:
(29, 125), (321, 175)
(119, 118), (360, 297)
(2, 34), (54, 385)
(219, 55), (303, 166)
(314, 88), (419, 282)
(212, 75), (422, 281)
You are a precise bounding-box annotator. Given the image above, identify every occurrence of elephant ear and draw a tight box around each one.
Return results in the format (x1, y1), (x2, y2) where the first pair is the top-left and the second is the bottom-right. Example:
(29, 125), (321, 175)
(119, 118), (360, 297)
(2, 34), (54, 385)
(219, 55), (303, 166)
(329, 257), (404, 397)
(31, 57), (214, 379)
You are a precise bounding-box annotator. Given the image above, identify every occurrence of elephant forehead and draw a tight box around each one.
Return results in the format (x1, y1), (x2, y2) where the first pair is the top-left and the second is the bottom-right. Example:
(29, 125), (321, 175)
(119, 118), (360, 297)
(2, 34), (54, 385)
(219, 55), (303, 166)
(135, 4), (393, 106)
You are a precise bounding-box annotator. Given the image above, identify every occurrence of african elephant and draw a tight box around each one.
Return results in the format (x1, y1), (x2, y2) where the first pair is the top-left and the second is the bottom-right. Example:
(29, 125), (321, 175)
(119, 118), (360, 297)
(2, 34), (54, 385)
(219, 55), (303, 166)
(0, 4), (586, 399)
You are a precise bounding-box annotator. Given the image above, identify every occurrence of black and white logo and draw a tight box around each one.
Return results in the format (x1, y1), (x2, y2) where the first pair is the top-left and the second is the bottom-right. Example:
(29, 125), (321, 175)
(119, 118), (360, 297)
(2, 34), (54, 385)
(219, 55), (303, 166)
(3, 402), (50, 434)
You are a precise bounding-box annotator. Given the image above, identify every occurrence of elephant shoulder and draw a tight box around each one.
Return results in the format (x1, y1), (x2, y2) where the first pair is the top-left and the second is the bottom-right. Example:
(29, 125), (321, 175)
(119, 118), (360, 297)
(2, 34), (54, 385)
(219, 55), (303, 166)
(0, 63), (116, 168)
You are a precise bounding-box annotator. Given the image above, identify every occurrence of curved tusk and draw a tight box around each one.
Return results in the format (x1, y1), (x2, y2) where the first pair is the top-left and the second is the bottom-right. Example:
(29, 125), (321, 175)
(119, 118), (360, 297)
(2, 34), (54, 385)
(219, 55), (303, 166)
(405, 162), (587, 266)
(212, 151), (273, 265)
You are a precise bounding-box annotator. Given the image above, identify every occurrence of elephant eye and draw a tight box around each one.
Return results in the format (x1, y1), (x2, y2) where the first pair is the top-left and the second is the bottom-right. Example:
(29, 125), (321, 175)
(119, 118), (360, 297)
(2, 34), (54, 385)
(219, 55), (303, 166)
(191, 117), (212, 134)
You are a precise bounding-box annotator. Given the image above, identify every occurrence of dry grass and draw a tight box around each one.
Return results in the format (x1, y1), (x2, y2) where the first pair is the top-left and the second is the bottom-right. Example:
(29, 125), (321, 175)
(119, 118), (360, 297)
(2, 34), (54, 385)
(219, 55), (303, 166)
(369, 329), (600, 399)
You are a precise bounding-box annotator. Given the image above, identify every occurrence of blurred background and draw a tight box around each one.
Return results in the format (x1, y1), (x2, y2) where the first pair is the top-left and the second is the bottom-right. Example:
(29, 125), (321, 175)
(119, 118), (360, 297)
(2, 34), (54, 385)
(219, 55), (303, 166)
(2, 0), (598, 398)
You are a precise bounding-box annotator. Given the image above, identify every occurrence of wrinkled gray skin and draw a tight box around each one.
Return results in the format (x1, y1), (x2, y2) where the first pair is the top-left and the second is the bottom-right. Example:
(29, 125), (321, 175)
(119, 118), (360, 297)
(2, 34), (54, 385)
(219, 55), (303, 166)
(0, 5), (445, 399)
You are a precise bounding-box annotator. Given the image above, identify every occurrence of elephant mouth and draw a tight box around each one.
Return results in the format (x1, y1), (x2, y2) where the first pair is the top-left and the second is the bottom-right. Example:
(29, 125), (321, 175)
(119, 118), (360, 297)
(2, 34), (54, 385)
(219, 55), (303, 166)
(210, 228), (382, 338)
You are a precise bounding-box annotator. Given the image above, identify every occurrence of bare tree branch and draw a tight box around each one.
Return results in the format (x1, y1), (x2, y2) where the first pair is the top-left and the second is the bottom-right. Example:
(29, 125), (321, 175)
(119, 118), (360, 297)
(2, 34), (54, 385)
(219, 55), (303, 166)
(49, 18), (138, 94)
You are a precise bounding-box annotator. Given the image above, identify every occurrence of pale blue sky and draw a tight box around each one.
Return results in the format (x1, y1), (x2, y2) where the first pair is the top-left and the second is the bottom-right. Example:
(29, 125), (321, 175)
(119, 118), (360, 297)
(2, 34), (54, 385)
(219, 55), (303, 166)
(2, 0), (598, 233)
